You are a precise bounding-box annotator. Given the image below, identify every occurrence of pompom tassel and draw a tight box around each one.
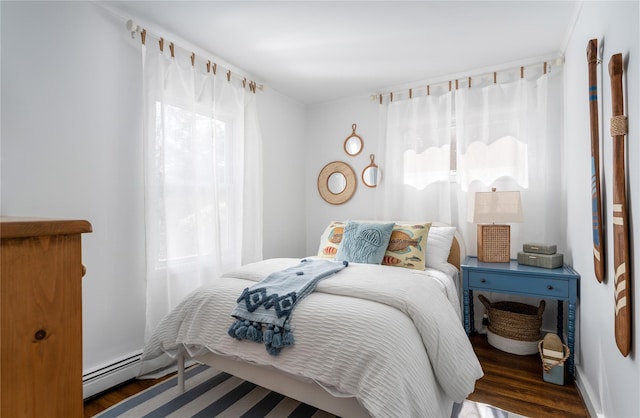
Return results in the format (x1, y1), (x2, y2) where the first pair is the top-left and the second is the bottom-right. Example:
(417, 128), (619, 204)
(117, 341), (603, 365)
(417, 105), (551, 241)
(283, 330), (294, 346)
(230, 320), (294, 355)
(264, 325), (274, 344)
(227, 320), (240, 339)
(254, 322), (264, 342)
(235, 325), (248, 339)
(271, 332), (283, 348)
(246, 324), (258, 341)
(270, 325), (283, 348)
(283, 323), (294, 346)
(266, 345), (281, 356)
(234, 320), (250, 339)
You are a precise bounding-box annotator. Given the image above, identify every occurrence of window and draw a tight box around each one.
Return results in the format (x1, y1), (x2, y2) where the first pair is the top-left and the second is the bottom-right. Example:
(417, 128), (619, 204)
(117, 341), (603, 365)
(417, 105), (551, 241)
(454, 79), (537, 190)
(154, 102), (237, 268)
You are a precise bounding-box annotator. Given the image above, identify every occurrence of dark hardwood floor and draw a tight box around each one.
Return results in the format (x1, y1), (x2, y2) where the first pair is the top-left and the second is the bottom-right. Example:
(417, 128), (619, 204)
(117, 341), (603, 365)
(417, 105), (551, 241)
(84, 334), (589, 417)
(84, 372), (176, 417)
(468, 334), (588, 418)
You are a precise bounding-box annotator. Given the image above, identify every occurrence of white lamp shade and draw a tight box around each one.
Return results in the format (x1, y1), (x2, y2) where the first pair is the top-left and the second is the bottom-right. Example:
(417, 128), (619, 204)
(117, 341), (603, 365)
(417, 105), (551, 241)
(471, 190), (524, 224)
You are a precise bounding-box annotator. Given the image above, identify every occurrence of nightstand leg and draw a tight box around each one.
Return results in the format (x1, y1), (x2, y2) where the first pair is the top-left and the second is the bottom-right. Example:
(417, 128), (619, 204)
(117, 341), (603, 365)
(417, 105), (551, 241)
(557, 300), (564, 340)
(464, 289), (474, 334)
(568, 301), (576, 379)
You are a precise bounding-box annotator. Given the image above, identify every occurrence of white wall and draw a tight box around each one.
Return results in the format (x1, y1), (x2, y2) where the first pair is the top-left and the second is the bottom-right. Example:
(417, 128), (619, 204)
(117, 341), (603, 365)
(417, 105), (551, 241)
(259, 88), (308, 259)
(305, 96), (381, 254)
(0, 0), (306, 393)
(1, 0), (148, 375)
(563, 2), (639, 417)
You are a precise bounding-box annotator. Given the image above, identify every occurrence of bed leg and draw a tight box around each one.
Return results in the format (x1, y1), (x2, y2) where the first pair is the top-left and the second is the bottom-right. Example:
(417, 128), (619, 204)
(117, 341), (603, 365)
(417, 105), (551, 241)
(177, 354), (185, 393)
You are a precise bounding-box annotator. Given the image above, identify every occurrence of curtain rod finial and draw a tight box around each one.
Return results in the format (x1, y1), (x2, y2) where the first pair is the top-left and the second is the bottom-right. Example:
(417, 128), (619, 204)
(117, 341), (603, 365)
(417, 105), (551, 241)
(126, 19), (140, 38)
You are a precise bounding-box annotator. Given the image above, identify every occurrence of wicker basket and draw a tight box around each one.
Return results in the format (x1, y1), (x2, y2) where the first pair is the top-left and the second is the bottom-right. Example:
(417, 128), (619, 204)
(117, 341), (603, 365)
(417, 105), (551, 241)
(479, 294), (545, 355)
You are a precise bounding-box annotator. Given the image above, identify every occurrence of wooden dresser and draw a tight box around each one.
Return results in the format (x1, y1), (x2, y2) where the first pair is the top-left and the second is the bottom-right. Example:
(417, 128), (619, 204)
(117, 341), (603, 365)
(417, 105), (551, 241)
(1, 217), (92, 418)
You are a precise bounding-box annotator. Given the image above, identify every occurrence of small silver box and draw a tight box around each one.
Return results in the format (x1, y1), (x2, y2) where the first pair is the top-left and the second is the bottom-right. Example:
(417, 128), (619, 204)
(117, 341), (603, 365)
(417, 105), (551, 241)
(518, 252), (564, 269)
(523, 242), (557, 255)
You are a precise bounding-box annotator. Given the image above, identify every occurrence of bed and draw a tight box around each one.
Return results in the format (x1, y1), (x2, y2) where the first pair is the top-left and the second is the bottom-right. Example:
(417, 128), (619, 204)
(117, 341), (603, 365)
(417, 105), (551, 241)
(139, 221), (484, 417)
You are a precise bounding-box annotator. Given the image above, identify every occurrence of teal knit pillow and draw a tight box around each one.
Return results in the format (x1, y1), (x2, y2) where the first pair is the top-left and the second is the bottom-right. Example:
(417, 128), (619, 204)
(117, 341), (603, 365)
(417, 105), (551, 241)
(335, 221), (395, 264)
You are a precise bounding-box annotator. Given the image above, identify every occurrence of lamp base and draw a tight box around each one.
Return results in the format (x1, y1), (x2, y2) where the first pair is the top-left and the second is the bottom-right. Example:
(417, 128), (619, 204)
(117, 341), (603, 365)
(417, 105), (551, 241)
(477, 224), (511, 263)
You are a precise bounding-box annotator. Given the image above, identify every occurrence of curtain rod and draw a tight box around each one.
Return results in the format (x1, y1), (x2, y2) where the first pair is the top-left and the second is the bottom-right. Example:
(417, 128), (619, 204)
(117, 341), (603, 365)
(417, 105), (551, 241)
(372, 56), (564, 104)
(126, 20), (264, 93)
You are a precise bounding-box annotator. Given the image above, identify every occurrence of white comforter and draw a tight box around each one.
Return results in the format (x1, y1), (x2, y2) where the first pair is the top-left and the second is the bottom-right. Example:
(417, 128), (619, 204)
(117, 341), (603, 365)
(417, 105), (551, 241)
(140, 258), (484, 418)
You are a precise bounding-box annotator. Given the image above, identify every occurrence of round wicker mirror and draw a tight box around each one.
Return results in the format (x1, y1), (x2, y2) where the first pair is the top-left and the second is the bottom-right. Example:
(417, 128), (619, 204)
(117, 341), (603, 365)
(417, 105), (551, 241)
(317, 161), (357, 205)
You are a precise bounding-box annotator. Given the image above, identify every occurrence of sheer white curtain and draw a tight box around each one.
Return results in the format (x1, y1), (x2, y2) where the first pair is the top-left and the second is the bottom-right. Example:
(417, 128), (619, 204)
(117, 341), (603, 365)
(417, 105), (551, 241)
(378, 91), (453, 222)
(141, 43), (263, 339)
(378, 67), (563, 257)
(454, 72), (563, 255)
(455, 78), (536, 190)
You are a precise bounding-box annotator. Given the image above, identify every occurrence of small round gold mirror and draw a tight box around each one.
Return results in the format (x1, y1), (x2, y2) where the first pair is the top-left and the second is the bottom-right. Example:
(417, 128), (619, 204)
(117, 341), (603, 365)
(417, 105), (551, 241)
(343, 123), (363, 156)
(362, 154), (380, 188)
(317, 161), (357, 205)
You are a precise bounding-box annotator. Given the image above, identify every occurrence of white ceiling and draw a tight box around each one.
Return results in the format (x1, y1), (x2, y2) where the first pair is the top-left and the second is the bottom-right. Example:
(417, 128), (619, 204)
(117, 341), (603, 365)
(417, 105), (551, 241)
(108, 1), (580, 105)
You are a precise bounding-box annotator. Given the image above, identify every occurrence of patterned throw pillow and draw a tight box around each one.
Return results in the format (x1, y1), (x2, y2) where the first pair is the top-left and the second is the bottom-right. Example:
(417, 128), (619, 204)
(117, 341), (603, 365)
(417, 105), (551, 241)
(335, 221), (395, 265)
(317, 221), (345, 258)
(382, 223), (432, 270)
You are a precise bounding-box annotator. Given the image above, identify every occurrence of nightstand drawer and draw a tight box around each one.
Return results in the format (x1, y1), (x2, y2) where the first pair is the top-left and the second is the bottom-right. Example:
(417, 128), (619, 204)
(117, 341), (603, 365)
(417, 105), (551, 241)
(468, 272), (569, 298)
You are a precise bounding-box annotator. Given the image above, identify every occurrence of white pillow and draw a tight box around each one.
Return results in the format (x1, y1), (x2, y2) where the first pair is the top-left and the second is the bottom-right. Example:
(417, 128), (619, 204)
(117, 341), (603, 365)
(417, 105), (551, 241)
(425, 226), (456, 270)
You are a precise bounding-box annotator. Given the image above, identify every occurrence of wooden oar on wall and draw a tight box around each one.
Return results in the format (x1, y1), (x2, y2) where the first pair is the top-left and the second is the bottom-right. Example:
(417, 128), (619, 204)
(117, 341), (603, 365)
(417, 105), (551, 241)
(608, 53), (631, 357)
(587, 39), (605, 283)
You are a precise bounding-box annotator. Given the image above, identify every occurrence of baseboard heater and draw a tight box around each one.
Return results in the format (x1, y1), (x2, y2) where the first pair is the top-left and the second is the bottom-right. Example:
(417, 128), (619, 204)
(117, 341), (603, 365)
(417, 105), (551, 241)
(83, 351), (143, 399)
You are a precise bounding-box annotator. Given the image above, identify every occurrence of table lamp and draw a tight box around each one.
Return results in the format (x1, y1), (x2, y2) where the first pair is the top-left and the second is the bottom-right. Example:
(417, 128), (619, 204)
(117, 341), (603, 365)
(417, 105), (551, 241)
(471, 188), (523, 262)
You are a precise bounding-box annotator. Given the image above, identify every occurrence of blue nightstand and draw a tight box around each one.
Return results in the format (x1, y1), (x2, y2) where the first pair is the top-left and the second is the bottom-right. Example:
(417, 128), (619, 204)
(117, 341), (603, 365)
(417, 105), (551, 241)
(461, 256), (580, 379)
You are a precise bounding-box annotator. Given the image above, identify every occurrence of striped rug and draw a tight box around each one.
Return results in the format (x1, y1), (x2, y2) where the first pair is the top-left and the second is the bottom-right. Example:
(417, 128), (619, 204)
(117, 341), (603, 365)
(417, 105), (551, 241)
(94, 364), (525, 418)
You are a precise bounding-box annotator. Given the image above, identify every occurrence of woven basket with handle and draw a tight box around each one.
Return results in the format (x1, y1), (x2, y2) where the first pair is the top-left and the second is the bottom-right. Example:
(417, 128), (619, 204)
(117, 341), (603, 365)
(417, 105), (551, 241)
(479, 294), (545, 341)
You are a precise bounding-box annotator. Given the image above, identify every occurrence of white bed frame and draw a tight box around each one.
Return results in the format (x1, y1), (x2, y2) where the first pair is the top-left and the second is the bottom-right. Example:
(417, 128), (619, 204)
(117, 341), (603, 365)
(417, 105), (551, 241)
(176, 229), (466, 417)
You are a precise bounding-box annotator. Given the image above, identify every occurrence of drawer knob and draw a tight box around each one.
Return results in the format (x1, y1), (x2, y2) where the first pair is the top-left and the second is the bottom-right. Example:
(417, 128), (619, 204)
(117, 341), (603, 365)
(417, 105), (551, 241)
(481, 279), (487, 283)
(547, 285), (553, 290)
(34, 329), (47, 341)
